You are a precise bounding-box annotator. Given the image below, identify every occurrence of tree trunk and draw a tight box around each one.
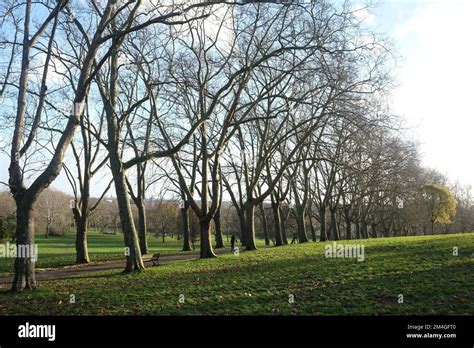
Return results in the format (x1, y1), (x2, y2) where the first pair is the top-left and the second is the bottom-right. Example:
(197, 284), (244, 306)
(8, 0), (78, 292)
(244, 203), (258, 250)
(200, 218), (216, 258)
(11, 200), (37, 291)
(330, 207), (339, 241)
(74, 170), (91, 264)
(181, 202), (192, 251)
(112, 169), (145, 272)
(214, 210), (224, 249)
(74, 210), (90, 264)
(319, 205), (327, 242)
(280, 205), (288, 244)
(370, 222), (377, 238)
(382, 224), (390, 238)
(103, 31), (144, 272)
(45, 219), (51, 238)
(355, 221), (360, 239)
(137, 200), (148, 255)
(344, 207), (352, 240)
(191, 225), (196, 249)
(361, 219), (368, 239)
(308, 212), (317, 242)
(296, 206), (309, 243)
(259, 202), (270, 246)
(238, 211), (247, 247)
(271, 201), (283, 246)
(75, 220), (89, 264)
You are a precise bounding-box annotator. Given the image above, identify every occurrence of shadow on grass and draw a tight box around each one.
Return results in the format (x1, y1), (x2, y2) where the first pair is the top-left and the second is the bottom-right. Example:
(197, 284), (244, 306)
(0, 235), (472, 315)
(1, 251), (471, 315)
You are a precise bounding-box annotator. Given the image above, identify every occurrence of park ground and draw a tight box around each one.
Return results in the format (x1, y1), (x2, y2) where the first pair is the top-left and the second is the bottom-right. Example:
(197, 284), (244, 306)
(0, 230), (254, 278)
(0, 233), (472, 315)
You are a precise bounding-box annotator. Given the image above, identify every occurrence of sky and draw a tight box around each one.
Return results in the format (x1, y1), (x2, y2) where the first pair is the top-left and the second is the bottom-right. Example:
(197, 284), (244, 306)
(1, 0), (473, 194)
(369, 0), (474, 188)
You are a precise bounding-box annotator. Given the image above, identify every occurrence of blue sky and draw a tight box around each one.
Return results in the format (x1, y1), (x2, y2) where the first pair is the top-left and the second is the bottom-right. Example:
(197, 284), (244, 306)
(1, 0), (473, 194)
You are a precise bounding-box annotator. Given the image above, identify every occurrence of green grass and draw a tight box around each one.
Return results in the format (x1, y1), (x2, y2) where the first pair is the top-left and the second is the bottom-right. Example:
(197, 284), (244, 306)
(0, 233), (472, 315)
(0, 229), (248, 277)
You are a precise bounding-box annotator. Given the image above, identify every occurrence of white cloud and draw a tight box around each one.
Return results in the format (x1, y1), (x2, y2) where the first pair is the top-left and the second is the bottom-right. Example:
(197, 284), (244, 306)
(391, 0), (474, 187)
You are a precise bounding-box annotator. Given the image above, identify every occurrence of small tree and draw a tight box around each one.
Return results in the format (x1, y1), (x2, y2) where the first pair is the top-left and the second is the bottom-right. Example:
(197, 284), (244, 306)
(421, 184), (457, 235)
(0, 214), (16, 242)
(0, 216), (5, 241)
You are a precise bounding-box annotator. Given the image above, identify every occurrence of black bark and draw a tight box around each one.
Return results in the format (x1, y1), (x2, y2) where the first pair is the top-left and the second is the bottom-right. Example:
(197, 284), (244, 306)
(259, 202), (270, 246)
(271, 200), (283, 246)
(200, 218), (216, 258)
(214, 209), (224, 249)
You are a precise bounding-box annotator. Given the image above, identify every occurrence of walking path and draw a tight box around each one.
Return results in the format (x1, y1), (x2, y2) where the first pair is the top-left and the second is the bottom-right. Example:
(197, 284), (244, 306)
(0, 247), (237, 287)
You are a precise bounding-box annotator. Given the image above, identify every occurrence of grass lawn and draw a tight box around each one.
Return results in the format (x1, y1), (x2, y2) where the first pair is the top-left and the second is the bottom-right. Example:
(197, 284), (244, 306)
(0, 230), (253, 277)
(0, 233), (472, 315)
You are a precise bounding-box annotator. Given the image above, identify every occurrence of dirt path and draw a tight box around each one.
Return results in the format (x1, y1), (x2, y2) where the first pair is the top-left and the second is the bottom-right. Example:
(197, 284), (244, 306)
(0, 247), (236, 288)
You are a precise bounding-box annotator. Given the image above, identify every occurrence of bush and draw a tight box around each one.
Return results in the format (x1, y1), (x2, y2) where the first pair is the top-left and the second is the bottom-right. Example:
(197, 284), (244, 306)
(0, 216), (5, 241)
(0, 214), (16, 241)
(48, 227), (67, 237)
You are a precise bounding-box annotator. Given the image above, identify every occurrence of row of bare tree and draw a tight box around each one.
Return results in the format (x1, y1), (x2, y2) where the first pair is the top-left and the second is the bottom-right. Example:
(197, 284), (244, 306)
(0, 1), (471, 292)
(0, 188), (181, 240)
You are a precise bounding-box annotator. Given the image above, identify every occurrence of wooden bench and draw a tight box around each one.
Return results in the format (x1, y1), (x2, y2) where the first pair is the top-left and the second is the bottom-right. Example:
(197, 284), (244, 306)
(150, 253), (161, 266)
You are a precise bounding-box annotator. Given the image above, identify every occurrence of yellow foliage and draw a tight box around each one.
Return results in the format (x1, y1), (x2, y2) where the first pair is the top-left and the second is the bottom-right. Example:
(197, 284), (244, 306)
(421, 184), (457, 225)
